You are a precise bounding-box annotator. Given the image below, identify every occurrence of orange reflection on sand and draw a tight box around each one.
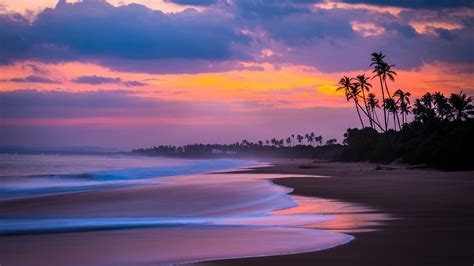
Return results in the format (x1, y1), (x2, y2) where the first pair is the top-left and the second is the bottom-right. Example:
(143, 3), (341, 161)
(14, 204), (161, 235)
(273, 195), (393, 233)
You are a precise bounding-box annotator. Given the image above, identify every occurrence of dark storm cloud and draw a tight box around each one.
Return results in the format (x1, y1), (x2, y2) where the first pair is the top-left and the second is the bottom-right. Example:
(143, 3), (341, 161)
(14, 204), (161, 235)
(0, 0), (249, 65)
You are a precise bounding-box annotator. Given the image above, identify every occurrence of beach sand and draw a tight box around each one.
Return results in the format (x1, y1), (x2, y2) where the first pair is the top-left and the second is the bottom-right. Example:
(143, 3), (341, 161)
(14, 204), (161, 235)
(198, 160), (474, 266)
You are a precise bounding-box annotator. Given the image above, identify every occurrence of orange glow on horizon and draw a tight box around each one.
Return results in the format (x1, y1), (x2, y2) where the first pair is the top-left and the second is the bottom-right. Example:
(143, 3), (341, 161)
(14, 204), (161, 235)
(1, 60), (473, 111)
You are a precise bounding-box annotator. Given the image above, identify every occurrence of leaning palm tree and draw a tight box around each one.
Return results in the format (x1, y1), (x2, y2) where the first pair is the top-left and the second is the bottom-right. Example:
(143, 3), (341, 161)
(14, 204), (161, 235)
(448, 91), (474, 121)
(355, 74), (373, 128)
(337, 76), (365, 127)
(393, 89), (411, 125)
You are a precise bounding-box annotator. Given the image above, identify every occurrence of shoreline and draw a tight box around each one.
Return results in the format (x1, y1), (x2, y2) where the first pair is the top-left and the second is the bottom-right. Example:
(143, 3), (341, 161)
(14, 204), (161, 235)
(198, 160), (474, 266)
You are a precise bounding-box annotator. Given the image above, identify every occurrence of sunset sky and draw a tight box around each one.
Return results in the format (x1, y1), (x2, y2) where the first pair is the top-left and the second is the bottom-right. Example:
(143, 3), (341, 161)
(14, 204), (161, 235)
(1, 0), (473, 149)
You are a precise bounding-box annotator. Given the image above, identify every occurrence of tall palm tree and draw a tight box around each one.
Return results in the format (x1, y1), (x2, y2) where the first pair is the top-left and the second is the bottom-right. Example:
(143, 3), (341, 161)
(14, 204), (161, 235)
(355, 74), (373, 128)
(393, 89), (411, 125)
(448, 91), (474, 121)
(286, 137), (291, 147)
(380, 63), (397, 100)
(337, 76), (365, 128)
(371, 52), (388, 130)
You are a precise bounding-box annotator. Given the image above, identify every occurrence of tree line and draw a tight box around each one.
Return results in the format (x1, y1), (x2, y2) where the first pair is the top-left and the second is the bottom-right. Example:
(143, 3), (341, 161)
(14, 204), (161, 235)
(337, 52), (473, 170)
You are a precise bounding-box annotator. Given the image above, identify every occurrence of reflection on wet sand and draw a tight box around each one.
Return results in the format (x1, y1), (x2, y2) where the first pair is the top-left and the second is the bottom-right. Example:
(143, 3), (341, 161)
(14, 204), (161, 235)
(274, 195), (394, 233)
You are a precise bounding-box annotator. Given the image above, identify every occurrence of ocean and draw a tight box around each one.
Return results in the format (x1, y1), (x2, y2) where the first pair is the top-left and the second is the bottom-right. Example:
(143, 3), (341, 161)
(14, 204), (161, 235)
(0, 154), (354, 265)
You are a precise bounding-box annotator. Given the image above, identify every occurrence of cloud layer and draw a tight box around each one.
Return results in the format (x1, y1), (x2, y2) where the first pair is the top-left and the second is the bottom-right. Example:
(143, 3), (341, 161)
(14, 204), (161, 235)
(0, 0), (473, 72)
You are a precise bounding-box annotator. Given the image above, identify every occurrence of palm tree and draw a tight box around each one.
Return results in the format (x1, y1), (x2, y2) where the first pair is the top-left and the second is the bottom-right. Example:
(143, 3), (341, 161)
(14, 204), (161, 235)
(291, 134), (295, 146)
(448, 91), (474, 121)
(309, 132), (315, 146)
(393, 89), (411, 125)
(366, 93), (381, 127)
(297, 134), (304, 144)
(304, 134), (309, 145)
(355, 74), (373, 128)
(399, 102), (411, 125)
(380, 63), (397, 100)
(316, 135), (323, 145)
(337, 76), (365, 128)
(286, 137), (291, 147)
(433, 92), (452, 120)
(384, 98), (400, 130)
(413, 93), (436, 122)
(371, 52), (388, 130)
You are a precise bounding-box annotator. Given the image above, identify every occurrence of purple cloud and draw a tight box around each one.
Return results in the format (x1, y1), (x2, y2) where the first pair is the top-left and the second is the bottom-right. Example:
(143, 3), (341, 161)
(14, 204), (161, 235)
(3, 75), (61, 84)
(72, 75), (146, 87)
(164, 0), (218, 6)
(0, 0), (473, 73)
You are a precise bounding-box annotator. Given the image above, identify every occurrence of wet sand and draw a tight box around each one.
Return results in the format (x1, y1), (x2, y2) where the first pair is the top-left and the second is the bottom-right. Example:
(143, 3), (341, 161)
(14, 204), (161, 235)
(199, 161), (474, 266)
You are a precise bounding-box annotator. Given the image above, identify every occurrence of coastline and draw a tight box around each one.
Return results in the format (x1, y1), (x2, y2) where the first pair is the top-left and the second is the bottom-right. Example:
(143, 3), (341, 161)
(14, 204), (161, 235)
(198, 160), (474, 266)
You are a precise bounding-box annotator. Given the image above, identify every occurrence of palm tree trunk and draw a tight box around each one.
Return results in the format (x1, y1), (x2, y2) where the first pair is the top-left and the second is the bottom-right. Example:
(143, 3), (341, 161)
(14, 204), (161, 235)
(395, 111), (401, 130)
(356, 101), (385, 132)
(378, 76), (388, 131)
(354, 100), (365, 128)
(360, 88), (373, 129)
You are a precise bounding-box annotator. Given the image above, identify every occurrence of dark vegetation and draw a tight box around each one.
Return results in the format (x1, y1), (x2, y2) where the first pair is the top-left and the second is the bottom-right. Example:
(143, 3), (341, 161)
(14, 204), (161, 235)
(134, 52), (474, 170)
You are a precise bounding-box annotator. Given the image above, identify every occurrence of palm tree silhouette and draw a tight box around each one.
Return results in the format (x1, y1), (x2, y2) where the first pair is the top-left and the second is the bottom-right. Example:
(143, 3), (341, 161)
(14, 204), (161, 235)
(355, 74), (373, 128)
(337, 76), (365, 128)
(448, 91), (474, 121)
(371, 52), (388, 130)
(394, 89), (411, 125)
(384, 98), (400, 130)
(371, 53), (397, 129)
(433, 92), (452, 120)
(297, 134), (304, 144)
(367, 93), (381, 127)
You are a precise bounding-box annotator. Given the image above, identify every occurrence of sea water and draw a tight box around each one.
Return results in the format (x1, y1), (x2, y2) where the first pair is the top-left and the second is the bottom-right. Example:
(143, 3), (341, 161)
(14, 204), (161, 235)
(0, 154), (354, 265)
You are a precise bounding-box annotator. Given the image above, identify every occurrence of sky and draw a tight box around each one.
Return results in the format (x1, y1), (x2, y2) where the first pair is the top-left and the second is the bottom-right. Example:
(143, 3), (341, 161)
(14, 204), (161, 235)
(0, 0), (473, 149)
